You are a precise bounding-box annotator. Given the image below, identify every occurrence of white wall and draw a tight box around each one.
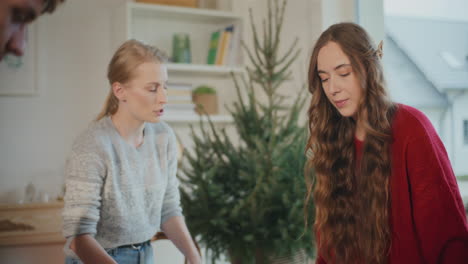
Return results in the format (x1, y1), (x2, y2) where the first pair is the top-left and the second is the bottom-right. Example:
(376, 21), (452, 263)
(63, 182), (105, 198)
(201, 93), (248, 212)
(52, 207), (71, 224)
(384, 0), (468, 22)
(321, 0), (356, 30)
(319, 0), (385, 48)
(357, 0), (384, 43)
(233, 0), (322, 116)
(0, 0), (125, 202)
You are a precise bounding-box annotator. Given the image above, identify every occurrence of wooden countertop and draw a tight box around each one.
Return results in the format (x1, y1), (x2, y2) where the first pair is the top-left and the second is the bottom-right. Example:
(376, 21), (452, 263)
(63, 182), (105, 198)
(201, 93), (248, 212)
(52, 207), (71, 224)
(0, 201), (65, 246)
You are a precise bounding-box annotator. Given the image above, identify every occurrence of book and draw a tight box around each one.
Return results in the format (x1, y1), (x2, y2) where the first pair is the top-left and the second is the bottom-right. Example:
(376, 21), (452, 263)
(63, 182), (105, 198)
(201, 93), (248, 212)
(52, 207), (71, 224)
(167, 90), (192, 97)
(165, 104), (196, 115)
(163, 110), (197, 119)
(167, 100), (193, 105)
(207, 31), (221, 65)
(165, 103), (196, 110)
(168, 82), (193, 91)
(215, 26), (233, 65)
(168, 95), (192, 101)
(220, 25), (234, 65)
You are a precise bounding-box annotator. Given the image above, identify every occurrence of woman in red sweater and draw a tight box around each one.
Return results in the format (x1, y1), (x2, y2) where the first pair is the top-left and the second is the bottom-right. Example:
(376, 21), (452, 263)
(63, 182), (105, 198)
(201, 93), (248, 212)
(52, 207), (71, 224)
(305, 22), (468, 264)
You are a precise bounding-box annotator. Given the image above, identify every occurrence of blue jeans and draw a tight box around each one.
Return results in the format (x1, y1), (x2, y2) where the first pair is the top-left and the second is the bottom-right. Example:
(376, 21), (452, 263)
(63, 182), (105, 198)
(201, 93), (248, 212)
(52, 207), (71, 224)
(65, 240), (154, 264)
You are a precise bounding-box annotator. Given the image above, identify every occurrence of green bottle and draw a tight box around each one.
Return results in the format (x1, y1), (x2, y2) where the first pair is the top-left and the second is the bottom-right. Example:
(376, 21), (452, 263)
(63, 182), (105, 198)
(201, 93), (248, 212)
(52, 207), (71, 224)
(172, 33), (191, 63)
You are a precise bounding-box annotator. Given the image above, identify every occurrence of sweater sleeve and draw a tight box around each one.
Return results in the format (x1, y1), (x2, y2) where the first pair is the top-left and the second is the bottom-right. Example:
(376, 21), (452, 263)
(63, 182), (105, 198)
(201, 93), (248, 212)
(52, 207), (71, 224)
(62, 146), (106, 238)
(160, 126), (183, 225)
(405, 118), (468, 264)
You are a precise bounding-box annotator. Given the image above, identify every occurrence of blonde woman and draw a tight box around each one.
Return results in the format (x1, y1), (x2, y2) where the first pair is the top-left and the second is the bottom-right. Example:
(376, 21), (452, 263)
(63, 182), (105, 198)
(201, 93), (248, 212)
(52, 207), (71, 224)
(62, 40), (201, 264)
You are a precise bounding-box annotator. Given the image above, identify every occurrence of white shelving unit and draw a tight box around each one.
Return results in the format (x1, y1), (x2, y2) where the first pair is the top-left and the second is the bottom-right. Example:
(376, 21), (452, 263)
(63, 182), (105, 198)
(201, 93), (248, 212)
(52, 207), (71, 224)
(112, 2), (244, 123)
(112, 2), (244, 76)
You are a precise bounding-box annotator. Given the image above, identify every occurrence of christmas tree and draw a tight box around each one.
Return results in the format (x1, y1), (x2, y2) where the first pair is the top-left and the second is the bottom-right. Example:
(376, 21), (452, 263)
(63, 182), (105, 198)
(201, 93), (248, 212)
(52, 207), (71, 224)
(180, 0), (314, 263)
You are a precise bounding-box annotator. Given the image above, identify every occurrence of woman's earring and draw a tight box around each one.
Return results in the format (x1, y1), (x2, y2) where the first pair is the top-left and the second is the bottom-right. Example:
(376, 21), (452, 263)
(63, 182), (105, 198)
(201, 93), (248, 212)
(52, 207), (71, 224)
(376, 40), (384, 59)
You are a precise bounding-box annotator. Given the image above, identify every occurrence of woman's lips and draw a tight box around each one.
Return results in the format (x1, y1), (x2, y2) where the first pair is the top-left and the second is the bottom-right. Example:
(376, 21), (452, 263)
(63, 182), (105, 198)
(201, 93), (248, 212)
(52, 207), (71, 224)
(154, 109), (164, 116)
(334, 99), (348, 108)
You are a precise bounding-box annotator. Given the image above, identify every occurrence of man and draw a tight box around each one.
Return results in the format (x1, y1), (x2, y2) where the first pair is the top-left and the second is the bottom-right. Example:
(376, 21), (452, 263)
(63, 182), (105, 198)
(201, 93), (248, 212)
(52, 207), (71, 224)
(0, 0), (64, 61)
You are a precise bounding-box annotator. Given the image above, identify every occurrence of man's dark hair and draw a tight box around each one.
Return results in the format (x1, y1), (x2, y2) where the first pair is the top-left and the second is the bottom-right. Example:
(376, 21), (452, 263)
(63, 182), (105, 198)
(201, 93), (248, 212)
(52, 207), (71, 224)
(42, 0), (65, 14)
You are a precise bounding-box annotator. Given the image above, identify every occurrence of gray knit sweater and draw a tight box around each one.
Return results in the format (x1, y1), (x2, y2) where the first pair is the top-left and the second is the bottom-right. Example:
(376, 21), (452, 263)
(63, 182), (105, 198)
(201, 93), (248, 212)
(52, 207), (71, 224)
(62, 116), (183, 253)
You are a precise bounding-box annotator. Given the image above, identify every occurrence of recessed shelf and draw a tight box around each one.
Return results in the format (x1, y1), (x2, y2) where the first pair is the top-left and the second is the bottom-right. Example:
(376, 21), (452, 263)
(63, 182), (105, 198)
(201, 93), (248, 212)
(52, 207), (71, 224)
(129, 3), (242, 23)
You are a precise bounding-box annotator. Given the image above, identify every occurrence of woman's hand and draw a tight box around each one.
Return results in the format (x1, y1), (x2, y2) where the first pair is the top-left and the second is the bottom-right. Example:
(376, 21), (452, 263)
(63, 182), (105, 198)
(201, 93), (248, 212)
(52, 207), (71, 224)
(70, 234), (117, 264)
(187, 254), (202, 264)
(161, 216), (201, 264)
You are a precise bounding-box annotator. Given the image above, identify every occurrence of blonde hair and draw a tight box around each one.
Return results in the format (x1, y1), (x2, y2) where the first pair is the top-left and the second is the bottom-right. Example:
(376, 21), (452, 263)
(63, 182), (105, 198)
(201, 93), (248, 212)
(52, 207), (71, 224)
(96, 39), (169, 120)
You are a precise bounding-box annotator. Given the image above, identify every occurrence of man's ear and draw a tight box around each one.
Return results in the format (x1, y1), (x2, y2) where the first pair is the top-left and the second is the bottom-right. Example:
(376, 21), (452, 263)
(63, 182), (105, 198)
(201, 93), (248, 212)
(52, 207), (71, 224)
(112, 82), (126, 102)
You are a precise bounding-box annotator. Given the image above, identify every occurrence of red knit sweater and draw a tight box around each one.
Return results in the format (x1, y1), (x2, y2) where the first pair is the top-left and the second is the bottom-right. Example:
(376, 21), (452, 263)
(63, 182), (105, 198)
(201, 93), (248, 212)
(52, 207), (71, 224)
(316, 104), (468, 264)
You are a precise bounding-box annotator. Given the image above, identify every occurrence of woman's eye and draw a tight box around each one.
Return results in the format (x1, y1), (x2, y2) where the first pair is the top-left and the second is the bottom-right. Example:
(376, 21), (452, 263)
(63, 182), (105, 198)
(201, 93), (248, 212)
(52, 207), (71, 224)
(340, 73), (350, 77)
(321, 79), (329, 83)
(148, 85), (159, 92)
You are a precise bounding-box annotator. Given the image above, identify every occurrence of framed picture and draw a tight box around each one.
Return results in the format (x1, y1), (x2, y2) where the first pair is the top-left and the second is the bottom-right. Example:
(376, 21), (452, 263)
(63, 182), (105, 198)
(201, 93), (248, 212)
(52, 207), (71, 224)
(0, 25), (38, 96)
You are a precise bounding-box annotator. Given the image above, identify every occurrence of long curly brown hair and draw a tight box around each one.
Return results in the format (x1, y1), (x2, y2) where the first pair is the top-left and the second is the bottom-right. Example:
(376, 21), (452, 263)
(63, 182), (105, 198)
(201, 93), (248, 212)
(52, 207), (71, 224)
(305, 23), (397, 264)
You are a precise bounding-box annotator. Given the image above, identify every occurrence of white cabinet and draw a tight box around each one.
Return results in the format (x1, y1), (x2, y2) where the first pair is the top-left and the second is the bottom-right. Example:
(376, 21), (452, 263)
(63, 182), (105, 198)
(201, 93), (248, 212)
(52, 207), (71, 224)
(112, 2), (245, 123)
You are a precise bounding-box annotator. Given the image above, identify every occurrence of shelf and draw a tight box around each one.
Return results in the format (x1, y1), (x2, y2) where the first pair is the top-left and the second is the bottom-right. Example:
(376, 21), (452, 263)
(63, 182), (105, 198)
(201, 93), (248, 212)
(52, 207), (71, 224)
(113, 2), (245, 69)
(162, 114), (234, 124)
(129, 2), (242, 23)
(166, 63), (244, 76)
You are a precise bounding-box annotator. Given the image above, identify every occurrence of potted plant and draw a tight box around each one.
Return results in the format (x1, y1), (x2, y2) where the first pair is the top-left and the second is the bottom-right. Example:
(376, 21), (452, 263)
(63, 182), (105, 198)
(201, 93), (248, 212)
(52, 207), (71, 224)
(180, 0), (315, 263)
(192, 85), (218, 115)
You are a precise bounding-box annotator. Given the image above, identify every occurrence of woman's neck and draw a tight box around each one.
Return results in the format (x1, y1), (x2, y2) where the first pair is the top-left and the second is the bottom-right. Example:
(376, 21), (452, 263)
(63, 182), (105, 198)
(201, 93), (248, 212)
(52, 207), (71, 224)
(355, 123), (366, 141)
(110, 110), (145, 148)
(353, 111), (367, 141)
